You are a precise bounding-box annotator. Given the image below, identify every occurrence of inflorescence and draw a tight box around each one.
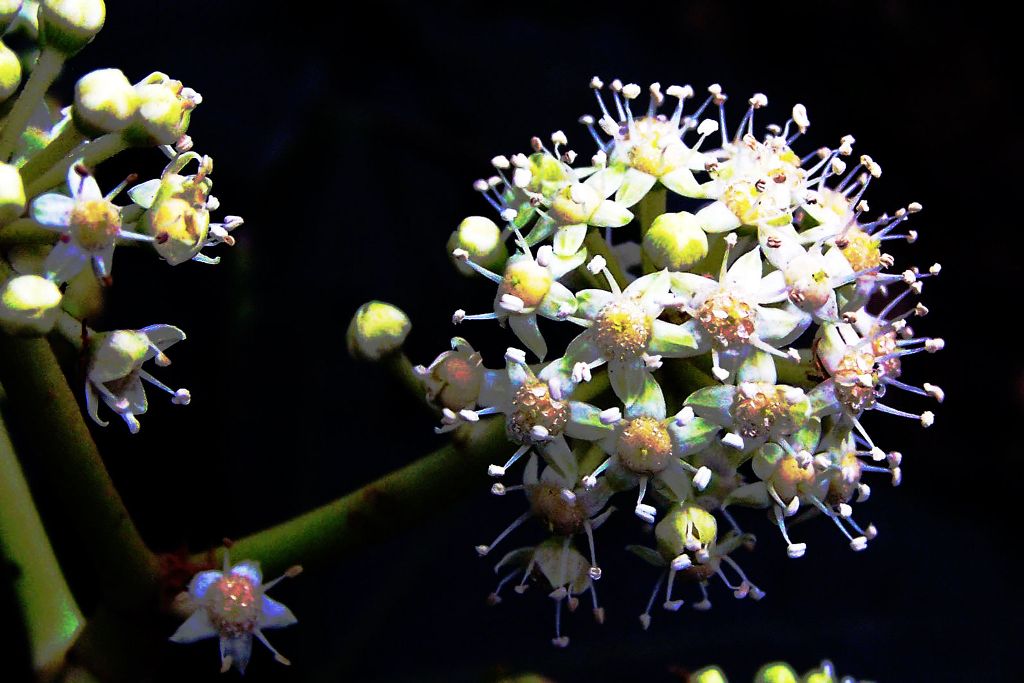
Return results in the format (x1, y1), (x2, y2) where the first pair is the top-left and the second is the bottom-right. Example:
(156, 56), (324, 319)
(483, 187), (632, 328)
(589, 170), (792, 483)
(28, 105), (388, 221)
(414, 77), (942, 646)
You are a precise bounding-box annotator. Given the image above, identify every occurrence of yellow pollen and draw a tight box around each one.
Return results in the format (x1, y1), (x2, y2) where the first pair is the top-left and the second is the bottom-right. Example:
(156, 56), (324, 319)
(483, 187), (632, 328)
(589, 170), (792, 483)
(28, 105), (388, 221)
(592, 299), (652, 360)
(840, 227), (881, 272)
(623, 117), (685, 177)
(696, 291), (755, 348)
(506, 382), (569, 444)
(617, 416), (673, 475)
(70, 199), (121, 251)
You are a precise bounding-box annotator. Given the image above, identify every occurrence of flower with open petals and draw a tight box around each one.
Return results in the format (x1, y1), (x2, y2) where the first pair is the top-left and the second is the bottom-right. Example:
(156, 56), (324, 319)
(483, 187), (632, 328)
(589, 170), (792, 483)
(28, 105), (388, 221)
(685, 381), (812, 453)
(170, 552), (302, 674)
(452, 240), (583, 360)
(85, 324), (190, 433)
(541, 259), (698, 408)
(667, 235), (809, 383)
(30, 161), (153, 284)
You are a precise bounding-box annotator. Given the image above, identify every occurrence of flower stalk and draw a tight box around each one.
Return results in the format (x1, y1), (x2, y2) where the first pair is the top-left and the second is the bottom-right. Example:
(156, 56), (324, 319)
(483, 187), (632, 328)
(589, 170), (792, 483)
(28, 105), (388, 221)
(0, 46), (65, 161)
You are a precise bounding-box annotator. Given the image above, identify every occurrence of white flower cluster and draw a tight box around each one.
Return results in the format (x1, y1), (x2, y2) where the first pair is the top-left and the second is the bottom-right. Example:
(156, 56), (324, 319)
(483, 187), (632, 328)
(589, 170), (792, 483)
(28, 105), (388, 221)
(418, 78), (943, 646)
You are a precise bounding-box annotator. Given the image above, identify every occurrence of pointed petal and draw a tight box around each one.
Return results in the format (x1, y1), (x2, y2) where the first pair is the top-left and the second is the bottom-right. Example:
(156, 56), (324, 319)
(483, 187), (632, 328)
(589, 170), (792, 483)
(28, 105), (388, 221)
(30, 194), (75, 228)
(724, 246), (763, 292)
(614, 168), (658, 208)
(736, 348), (777, 384)
(128, 179), (161, 209)
(725, 482), (771, 508)
(548, 249), (587, 279)
(626, 544), (667, 567)
(824, 245), (856, 281)
(757, 270), (789, 304)
(752, 443), (785, 480)
(584, 164), (626, 197)
(538, 282), (577, 320)
(509, 314), (547, 361)
(756, 305), (808, 343)
(623, 269), (670, 305)
(554, 224), (588, 256)
(807, 379), (841, 417)
(685, 385), (737, 426)
(540, 435), (578, 481)
(259, 596), (298, 629)
(608, 359), (647, 409)
(624, 371), (666, 420)
(170, 610), (218, 643)
(140, 324), (186, 354)
(538, 333), (601, 398)
(121, 375), (148, 414)
(655, 460), (693, 501)
(524, 216), (556, 246)
(84, 381), (109, 427)
(575, 289), (614, 320)
(229, 561), (262, 586)
(669, 272), (717, 301)
(695, 201), (742, 233)
(43, 240), (90, 283)
(667, 416), (719, 456)
(648, 319), (701, 357)
(660, 167), (703, 198)
(506, 358), (532, 389)
(589, 199), (633, 228)
(220, 635), (253, 674)
(189, 570), (224, 600)
(68, 162), (102, 201)
(566, 401), (616, 441)
(758, 223), (805, 270)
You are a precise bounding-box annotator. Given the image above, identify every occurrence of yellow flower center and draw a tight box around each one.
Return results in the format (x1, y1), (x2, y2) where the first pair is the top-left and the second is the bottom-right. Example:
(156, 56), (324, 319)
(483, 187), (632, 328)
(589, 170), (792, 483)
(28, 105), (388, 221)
(772, 455), (816, 501)
(696, 291), (756, 348)
(592, 299), (652, 361)
(205, 575), (259, 635)
(507, 381), (569, 444)
(617, 417), (673, 475)
(500, 259), (552, 308)
(732, 384), (787, 439)
(69, 199), (121, 251)
(622, 117), (687, 177)
(833, 349), (880, 413)
(549, 183), (598, 224)
(839, 227), (881, 272)
(528, 483), (586, 536)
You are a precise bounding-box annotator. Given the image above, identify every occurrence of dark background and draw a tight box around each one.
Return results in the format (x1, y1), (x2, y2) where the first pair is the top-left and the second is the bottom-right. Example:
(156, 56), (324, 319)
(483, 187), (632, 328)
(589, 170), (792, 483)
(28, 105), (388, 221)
(10, 1), (1020, 681)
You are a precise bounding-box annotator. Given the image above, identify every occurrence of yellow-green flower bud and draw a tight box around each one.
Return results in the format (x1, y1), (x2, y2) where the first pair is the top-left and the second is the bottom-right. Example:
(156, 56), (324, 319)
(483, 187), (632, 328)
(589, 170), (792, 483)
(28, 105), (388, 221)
(126, 72), (201, 146)
(38, 0), (105, 55)
(137, 167), (214, 265)
(0, 274), (62, 335)
(655, 503), (718, 558)
(754, 663), (799, 683)
(642, 211), (708, 271)
(0, 2), (23, 34)
(73, 68), (139, 135)
(691, 667), (728, 683)
(0, 40), (21, 103)
(347, 301), (411, 361)
(0, 162), (25, 224)
(447, 216), (507, 276)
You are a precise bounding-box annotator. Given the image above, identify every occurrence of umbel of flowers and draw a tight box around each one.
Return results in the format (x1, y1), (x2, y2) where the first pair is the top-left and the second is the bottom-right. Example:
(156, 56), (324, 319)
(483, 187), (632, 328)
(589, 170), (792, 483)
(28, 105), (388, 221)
(398, 78), (943, 646)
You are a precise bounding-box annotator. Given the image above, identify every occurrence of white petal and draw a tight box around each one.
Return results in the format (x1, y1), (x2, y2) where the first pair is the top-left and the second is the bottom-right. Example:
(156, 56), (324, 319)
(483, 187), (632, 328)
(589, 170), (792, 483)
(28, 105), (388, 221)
(170, 610), (218, 643)
(128, 179), (161, 209)
(43, 241), (89, 284)
(695, 201), (742, 233)
(229, 561), (263, 586)
(140, 324), (186, 355)
(757, 270), (789, 304)
(575, 289), (615, 320)
(220, 635), (253, 674)
(725, 246), (763, 292)
(589, 199), (633, 228)
(259, 596), (298, 629)
(189, 570), (224, 600)
(614, 168), (658, 208)
(509, 314), (548, 361)
(554, 224), (588, 256)
(608, 359), (648, 409)
(30, 194), (75, 228)
(584, 165), (626, 197)
(84, 381), (108, 427)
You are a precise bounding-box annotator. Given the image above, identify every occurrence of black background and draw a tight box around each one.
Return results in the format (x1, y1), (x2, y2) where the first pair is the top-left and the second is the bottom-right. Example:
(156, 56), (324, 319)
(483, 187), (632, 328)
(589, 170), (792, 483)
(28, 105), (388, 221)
(8, 1), (1020, 681)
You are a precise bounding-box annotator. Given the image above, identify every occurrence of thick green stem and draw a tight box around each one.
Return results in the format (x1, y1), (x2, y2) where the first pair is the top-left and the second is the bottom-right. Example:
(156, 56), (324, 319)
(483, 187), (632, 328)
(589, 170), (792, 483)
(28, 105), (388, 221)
(0, 404), (85, 674)
(380, 350), (428, 409)
(637, 186), (666, 274)
(582, 228), (627, 287)
(0, 217), (57, 246)
(17, 121), (87, 184)
(0, 333), (158, 611)
(25, 131), (129, 198)
(0, 47), (65, 162)
(195, 373), (611, 575)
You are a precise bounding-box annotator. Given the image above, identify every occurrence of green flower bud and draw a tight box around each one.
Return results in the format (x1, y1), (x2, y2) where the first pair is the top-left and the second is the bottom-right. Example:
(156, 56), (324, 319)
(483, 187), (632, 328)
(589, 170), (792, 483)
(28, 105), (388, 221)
(655, 503), (718, 558)
(125, 72), (201, 146)
(0, 162), (26, 224)
(0, 274), (62, 335)
(691, 667), (729, 683)
(754, 663), (800, 683)
(0, 2), (23, 34)
(73, 68), (139, 135)
(347, 301), (411, 361)
(38, 0), (105, 55)
(642, 211), (708, 271)
(447, 216), (507, 276)
(135, 163), (214, 265)
(0, 40), (22, 103)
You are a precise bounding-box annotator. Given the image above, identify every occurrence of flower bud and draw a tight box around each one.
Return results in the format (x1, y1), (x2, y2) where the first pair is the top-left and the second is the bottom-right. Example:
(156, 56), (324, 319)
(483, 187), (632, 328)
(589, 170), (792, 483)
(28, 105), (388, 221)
(655, 503), (717, 558)
(135, 167), (214, 265)
(447, 216), (507, 276)
(0, 40), (22, 103)
(753, 663), (799, 683)
(73, 68), (139, 135)
(0, 162), (25, 224)
(0, 274), (63, 335)
(346, 301), (411, 361)
(125, 73), (201, 146)
(0, 2), (23, 34)
(87, 329), (149, 382)
(690, 667), (728, 683)
(38, 0), (105, 55)
(642, 211), (708, 271)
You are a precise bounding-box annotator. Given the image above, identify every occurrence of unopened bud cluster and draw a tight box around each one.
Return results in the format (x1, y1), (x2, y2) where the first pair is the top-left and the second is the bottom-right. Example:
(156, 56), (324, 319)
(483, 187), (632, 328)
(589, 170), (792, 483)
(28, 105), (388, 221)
(403, 77), (943, 646)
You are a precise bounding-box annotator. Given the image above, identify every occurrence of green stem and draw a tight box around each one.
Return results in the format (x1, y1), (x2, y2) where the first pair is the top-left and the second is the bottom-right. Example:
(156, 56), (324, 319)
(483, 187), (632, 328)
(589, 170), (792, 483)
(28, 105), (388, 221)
(0, 403), (85, 674)
(637, 186), (666, 274)
(0, 46), (65, 162)
(582, 228), (627, 287)
(17, 121), (86, 184)
(25, 131), (129, 198)
(774, 350), (822, 388)
(195, 372), (611, 575)
(0, 217), (57, 246)
(665, 357), (718, 396)
(0, 333), (159, 611)
(380, 350), (428, 410)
